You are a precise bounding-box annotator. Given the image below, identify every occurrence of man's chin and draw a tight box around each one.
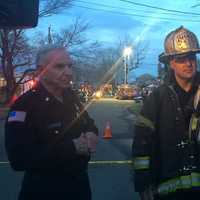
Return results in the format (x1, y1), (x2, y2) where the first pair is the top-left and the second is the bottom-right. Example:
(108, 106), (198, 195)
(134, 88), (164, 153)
(181, 75), (194, 81)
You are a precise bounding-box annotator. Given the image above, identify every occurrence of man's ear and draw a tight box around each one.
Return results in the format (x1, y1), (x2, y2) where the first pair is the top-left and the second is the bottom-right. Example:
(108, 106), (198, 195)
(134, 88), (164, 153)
(169, 60), (175, 70)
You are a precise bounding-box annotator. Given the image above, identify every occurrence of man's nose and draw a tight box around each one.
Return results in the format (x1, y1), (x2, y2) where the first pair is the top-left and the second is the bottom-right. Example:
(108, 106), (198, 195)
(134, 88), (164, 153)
(186, 59), (193, 67)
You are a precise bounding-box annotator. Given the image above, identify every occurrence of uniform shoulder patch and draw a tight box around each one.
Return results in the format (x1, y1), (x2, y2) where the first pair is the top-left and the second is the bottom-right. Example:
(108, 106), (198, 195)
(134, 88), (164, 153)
(8, 111), (27, 122)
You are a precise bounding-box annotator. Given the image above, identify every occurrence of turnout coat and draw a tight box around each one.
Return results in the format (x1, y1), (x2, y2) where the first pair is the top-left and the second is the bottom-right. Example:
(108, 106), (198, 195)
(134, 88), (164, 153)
(132, 73), (200, 197)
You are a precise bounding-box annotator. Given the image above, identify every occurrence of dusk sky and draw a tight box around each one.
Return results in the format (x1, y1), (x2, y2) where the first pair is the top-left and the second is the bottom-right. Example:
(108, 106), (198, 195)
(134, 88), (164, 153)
(28, 0), (200, 80)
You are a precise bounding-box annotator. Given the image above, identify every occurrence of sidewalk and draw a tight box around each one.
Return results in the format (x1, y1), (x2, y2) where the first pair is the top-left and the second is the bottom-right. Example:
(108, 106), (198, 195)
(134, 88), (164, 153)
(0, 120), (7, 161)
(0, 119), (23, 200)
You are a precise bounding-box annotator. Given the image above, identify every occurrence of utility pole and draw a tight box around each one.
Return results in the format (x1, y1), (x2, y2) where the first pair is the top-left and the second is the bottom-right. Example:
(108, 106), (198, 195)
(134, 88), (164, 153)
(48, 25), (53, 44)
(123, 47), (132, 84)
(124, 57), (128, 84)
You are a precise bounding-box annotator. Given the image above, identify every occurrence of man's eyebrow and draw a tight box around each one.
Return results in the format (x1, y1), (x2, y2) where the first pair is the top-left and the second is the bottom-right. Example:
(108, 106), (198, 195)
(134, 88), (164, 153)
(55, 63), (65, 67)
(56, 62), (71, 66)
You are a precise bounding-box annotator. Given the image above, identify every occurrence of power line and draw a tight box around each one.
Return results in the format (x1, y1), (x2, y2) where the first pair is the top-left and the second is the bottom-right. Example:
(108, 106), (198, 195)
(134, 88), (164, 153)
(71, 4), (200, 22)
(76, 0), (193, 16)
(120, 0), (200, 16)
(76, 0), (194, 17)
(191, 3), (200, 8)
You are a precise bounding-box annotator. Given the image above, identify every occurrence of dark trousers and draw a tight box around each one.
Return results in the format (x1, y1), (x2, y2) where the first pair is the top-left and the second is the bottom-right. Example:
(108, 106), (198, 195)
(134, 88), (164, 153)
(18, 171), (91, 200)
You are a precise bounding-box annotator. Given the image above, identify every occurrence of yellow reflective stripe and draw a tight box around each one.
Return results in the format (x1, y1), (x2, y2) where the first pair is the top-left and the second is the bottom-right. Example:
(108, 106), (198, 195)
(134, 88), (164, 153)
(191, 172), (200, 186)
(135, 115), (155, 131)
(158, 172), (200, 195)
(133, 156), (150, 170)
(180, 175), (192, 188)
(191, 114), (198, 131)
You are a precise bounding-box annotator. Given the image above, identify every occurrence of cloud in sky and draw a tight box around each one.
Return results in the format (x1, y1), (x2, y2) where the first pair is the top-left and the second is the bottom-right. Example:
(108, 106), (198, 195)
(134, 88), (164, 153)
(85, 12), (144, 31)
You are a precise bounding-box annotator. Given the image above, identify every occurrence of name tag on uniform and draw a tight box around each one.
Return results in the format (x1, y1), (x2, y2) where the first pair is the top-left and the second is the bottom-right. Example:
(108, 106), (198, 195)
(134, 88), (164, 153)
(47, 122), (62, 129)
(8, 111), (26, 122)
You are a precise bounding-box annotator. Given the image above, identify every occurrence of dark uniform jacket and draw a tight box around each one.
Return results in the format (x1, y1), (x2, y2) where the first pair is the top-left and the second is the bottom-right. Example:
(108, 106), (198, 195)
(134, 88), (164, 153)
(132, 73), (200, 197)
(5, 83), (98, 200)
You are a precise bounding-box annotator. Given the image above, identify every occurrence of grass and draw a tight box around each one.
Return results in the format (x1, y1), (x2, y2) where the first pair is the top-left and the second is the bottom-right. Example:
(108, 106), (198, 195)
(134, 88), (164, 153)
(125, 102), (142, 115)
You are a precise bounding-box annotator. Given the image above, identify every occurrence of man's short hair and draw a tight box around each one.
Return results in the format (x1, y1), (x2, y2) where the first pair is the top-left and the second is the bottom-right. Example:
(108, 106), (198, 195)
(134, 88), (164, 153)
(36, 45), (65, 67)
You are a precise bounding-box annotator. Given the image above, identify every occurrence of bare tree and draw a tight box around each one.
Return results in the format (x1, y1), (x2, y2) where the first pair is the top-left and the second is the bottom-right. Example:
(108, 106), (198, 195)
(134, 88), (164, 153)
(91, 36), (149, 86)
(129, 41), (149, 71)
(52, 17), (90, 48)
(95, 47), (121, 85)
(39, 0), (73, 17)
(46, 17), (100, 56)
(34, 17), (101, 85)
(0, 29), (34, 102)
(0, 0), (73, 104)
(116, 35), (149, 71)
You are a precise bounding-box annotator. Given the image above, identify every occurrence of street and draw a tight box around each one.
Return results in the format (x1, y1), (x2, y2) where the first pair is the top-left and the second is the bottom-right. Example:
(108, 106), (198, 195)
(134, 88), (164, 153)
(88, 98), (139, 200)
(0, 98), (139, 200)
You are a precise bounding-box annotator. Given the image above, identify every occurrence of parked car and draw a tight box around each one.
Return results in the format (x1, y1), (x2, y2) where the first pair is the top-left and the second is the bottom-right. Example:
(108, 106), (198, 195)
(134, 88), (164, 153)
(94, 84), (114, 99)
(133, 95), (143, 103)
(115, 84), (138, 100)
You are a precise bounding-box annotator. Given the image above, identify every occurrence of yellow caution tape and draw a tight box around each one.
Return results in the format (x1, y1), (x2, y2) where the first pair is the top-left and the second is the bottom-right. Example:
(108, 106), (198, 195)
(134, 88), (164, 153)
(0, 160), (133, 165)
(0, 161), (9, 165)
(89, 160), (133, 165)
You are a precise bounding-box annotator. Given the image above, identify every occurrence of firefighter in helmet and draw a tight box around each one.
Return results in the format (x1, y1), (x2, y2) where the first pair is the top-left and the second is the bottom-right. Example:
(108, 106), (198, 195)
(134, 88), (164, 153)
(132, 26), (200, 200)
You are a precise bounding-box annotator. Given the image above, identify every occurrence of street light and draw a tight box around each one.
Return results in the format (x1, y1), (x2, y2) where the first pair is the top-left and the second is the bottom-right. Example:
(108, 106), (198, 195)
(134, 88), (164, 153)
(123, 47), (132, 84)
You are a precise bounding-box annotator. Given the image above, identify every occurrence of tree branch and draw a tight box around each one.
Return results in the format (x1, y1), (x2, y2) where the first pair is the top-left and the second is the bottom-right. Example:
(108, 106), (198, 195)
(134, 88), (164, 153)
(16, 69), (36, 85)
(13, 61), (33, 69)
(39, 0), (73, 17)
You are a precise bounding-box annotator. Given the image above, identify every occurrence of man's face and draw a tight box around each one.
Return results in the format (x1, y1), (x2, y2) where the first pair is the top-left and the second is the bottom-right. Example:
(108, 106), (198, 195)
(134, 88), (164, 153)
(169, 54), (197, 81)
(40, 49), (73, 89)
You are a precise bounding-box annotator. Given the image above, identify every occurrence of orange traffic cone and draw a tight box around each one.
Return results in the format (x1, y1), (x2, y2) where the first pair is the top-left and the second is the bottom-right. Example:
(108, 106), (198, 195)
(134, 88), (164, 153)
(103, 121), (112, 139)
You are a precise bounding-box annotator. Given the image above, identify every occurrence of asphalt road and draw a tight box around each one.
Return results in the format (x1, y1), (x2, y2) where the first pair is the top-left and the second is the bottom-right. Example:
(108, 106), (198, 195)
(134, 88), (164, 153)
(88, 98), (139, 200)
(0, 98), (140, 200)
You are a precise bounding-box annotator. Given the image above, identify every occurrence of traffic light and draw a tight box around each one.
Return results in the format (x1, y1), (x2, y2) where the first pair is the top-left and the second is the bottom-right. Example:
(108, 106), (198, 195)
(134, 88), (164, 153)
(0, 0), (39, 28)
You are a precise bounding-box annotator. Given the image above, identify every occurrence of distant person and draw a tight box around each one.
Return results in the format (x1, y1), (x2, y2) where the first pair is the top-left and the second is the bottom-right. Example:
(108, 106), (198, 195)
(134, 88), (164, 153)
(132, 26), (200, 200)
(5, 45), (98, 200)
(141, 88), (148, 102)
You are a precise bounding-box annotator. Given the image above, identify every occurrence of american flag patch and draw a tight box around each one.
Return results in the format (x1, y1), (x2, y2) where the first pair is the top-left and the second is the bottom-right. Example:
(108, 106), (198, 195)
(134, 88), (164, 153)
(8, 111), (26, 122)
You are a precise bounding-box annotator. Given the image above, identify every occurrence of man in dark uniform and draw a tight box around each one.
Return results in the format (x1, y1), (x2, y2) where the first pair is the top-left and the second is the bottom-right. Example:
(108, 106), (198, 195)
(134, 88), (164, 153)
(5, 46), (98, 200)
(132, 26), (200, 200)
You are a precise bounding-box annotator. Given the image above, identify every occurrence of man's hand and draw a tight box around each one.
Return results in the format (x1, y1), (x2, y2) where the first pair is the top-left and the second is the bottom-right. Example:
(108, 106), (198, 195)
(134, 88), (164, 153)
(73, 133), (89, 155)
(85, 132), (98, 153)
(139, 186), (154, 200)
